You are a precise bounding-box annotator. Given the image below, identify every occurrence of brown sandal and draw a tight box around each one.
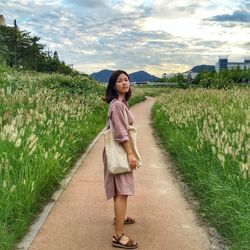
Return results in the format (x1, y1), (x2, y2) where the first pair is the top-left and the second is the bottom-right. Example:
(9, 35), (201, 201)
(114, 216), (135, 225)
(112, 233), (138, 249)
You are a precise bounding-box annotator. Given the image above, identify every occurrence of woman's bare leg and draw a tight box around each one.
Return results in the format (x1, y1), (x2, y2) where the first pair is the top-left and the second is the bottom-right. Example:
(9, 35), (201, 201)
(113, 195), (127, 236)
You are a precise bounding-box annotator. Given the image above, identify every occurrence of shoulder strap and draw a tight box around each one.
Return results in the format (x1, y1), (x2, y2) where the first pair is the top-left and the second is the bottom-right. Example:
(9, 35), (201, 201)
(122, 105), (129, 129)
(105, 99), (116, 129)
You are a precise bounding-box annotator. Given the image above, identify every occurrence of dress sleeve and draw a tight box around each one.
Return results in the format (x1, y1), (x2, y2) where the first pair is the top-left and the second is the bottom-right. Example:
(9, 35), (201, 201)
(110, 101), (129, 143)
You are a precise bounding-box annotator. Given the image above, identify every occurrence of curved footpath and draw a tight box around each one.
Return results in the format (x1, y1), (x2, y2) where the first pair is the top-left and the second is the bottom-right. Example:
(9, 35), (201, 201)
(19, 97), (213, 250)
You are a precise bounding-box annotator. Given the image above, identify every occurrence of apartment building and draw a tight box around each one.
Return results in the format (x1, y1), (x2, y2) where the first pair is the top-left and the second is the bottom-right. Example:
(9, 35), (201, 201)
(215, 56), (250, 72)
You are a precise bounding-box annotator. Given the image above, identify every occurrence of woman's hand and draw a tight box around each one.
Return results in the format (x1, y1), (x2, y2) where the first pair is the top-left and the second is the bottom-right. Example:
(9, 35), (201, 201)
(127, 153), (137, 170)
(121, 140), (137, 170)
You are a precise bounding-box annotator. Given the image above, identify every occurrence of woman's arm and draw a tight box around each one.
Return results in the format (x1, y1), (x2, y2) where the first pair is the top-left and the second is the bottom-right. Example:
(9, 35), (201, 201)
(110, 101), (137, 170)
(121, 141), (137, 170)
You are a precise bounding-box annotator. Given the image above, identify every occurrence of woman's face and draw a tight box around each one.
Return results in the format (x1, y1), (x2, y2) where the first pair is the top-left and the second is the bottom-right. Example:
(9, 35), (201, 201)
(115, 73), (130, 96)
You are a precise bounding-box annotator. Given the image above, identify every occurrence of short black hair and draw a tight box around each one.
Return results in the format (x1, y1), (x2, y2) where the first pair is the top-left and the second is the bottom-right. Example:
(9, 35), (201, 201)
(103, 70), (132, 103)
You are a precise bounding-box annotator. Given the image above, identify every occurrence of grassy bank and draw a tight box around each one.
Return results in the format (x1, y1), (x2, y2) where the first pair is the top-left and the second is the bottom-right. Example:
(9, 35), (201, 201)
(152, 88), (250, 249)
(0, 69), (145, 250)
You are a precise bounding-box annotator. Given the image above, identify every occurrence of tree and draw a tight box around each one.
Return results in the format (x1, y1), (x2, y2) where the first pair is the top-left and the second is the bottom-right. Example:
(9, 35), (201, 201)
(0, 24), (77, 75)
(241, 68), (250, 83)
(53, 51), (59, 61)
(57, 61), (74, 74)
(0, 29), (7, 65)
(20, 36), (45, 70)
(0, 25), (17, 67)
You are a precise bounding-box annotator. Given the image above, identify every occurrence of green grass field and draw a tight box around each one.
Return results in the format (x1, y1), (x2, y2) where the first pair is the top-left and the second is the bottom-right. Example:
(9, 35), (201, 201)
(152, 88), (250, 249)
(1, 68), (249, 249)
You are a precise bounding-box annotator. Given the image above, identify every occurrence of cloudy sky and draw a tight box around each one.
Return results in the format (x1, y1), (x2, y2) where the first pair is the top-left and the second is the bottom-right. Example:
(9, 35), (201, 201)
(0, 0), (250, 76)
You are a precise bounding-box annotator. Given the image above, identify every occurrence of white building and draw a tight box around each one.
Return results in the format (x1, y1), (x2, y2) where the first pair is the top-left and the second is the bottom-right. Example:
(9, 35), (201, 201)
(215, 56), (250, 72)
(162, 71), (198, 81)
(183, 71), (198, 80)
(162, 72), (176, 79)
(0, 15), (5, 26)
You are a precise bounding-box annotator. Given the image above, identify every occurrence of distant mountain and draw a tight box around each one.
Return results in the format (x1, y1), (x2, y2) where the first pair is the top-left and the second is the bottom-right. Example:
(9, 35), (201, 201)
(90, 70), (159, 83)
(188, 65), (215, 73)
(129, 70), (159, 82)
(90, 69), (113, 83)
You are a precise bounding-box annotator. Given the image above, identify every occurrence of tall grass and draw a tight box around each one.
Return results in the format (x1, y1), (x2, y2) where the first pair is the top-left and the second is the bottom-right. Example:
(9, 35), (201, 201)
(0, 69), (145, 250)
(152, 88), (250, 249)
(0, 70), (107, 249)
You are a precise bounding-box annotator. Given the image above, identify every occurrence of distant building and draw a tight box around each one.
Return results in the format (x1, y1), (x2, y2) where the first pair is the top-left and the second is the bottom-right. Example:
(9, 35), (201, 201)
(215, 56), (250, 72)
(162, 71), (198, 81)
(162, 72), (175, 79)
(0, 15), (5, 26)
(183, 71), (198, 80)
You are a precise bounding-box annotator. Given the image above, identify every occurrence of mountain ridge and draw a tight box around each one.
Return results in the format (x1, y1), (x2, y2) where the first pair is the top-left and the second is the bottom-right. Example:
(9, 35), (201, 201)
(188, 64), (215, 73)
(90, 69), (159, 83)
(90, 64), (216, 83)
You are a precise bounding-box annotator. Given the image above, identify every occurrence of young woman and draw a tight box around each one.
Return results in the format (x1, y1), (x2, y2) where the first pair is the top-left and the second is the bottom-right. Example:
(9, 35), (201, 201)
(103, 70), (138, 249)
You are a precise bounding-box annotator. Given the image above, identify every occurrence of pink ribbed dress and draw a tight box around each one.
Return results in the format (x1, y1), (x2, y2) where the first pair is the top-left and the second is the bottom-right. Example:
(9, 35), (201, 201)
(102, 99), (135, 200)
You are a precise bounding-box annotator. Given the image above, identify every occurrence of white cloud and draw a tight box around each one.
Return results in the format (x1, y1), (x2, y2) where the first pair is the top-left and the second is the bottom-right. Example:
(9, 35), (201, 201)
(75, 62), (116, 74)
(80, 49), (97, 55)
(111, 0), (146, 13)
(63, 39), (73, 46)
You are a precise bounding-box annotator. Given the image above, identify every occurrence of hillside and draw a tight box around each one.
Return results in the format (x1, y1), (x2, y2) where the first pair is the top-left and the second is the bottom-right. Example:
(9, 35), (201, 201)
(90, 69), (113, 83)
(189, 65), (215, 73)
(129, 70), (159, 82)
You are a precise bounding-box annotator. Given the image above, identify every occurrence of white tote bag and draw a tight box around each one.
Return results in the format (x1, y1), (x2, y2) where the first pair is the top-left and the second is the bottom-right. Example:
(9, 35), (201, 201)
(103, 105), (142, 174)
